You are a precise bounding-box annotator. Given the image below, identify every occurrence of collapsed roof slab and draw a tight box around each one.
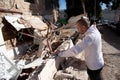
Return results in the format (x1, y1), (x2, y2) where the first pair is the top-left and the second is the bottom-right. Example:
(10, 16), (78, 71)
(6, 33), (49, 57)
(5, 15), (48, 31)
(5, 15), (26, 31)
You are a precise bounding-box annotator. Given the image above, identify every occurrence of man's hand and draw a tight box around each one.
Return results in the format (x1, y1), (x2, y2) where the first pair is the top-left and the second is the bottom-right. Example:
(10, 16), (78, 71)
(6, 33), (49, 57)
(50, 50), (60, 56)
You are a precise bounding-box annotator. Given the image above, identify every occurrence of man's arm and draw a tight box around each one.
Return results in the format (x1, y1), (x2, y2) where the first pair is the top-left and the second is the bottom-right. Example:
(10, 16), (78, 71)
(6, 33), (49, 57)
(58, 35), (94, 57)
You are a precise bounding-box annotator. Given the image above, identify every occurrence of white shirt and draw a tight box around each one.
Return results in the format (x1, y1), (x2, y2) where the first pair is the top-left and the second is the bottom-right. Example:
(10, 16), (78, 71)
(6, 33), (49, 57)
(58, 25), (104, 70)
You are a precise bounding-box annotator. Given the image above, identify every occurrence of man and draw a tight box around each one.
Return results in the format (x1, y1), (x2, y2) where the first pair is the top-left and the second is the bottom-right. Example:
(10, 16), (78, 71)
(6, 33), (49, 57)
(56, 16), (104, 80)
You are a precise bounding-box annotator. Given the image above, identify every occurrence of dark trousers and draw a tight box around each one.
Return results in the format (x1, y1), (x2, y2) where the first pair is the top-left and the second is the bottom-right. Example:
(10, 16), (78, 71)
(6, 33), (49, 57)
(87, 67), (103, 80)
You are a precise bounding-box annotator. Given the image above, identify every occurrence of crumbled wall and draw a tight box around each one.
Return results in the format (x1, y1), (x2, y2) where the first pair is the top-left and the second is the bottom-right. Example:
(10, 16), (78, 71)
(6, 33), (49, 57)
(0, 0), (42, 50)
(0, 0), (13, 9)
(0, 0), (59, 50)
(0, 0), (46, 15)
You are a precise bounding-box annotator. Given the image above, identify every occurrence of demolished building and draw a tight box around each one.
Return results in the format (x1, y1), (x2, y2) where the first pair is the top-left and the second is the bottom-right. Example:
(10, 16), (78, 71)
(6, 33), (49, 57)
(0, 0), (88, 80)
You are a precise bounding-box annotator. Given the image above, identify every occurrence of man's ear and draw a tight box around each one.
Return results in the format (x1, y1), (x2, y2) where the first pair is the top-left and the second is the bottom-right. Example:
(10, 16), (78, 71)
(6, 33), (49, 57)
(93, 22), (96, 25)
(82, 25), (88, 32)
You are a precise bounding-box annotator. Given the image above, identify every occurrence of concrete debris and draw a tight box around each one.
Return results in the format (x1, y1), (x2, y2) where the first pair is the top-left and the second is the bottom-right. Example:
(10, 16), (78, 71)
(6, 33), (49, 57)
(54, 70), (74, 80)
(0, 53), (22, 80)
(28, 39), (73, 80)
(5, 15), (48, 31)
(21, 15), (48, 30)
(0, 14), (88, 80)
(56, 39), (74, 51)
(5, 15), (26, 31)
(68, 14), (86, 24)
(63, 57), (88, 80)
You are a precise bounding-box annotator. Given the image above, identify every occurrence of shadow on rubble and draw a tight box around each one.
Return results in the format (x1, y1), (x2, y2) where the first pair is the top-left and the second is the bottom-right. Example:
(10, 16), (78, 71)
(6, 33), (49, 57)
(54, 57), (87, 80)
(101, 25), (120, 50)
(2, 18), (34, 57)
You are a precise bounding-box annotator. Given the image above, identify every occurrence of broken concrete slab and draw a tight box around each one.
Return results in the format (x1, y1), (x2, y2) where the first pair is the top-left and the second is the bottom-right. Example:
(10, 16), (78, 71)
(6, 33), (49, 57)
(68, 14), (86, 24)
(38, 57), (65, 80)
(0, 52), (22, 80)
(23, 58), (43, 69)
(21, 15), (48, 30)
(59, 28), (77, 39)
(5, 15), (26, 31)
(5, 15), (48, 31)
(54, 70), (74, 80)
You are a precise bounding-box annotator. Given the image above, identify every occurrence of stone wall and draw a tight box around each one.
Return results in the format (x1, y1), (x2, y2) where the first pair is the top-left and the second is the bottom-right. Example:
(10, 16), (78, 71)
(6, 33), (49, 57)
(0, 0), (46, 15)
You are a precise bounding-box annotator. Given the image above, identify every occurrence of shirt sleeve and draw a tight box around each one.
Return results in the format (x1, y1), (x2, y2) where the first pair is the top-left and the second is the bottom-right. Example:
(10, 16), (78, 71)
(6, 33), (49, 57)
(58, 34), (94, 57)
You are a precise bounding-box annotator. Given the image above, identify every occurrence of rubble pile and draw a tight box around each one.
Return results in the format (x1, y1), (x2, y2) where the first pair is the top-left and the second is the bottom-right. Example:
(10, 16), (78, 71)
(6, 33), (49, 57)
(0, 12), (88, 80)
(0, 0), (88, 80)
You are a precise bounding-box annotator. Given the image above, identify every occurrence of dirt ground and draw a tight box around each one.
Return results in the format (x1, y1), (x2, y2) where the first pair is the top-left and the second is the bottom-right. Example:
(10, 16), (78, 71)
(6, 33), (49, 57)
(101, 26), (120, 80)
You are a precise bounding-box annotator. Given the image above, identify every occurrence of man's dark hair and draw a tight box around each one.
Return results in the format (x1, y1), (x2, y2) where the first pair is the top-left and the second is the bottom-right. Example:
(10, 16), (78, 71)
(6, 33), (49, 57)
(76, 16), (90, 28)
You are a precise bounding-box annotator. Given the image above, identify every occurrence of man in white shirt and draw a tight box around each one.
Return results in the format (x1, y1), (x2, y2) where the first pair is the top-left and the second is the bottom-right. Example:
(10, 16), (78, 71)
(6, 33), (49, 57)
(56, 16), (104, 80)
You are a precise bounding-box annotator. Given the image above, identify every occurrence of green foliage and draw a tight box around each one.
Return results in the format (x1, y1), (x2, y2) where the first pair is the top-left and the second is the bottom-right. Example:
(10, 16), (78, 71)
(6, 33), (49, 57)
(112, 0), (120, 10)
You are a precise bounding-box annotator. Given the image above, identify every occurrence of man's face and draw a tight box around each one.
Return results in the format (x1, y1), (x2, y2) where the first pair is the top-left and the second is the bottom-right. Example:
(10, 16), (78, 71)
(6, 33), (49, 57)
(76, 23), (86, 34)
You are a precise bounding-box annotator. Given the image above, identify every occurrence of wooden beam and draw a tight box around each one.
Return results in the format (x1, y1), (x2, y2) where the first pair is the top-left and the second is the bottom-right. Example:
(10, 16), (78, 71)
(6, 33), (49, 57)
(0, 8), (22, 14)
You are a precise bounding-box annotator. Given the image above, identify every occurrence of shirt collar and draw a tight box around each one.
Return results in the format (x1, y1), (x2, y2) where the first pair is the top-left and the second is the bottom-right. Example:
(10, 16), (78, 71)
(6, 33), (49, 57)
(85, 25), (96, 35)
